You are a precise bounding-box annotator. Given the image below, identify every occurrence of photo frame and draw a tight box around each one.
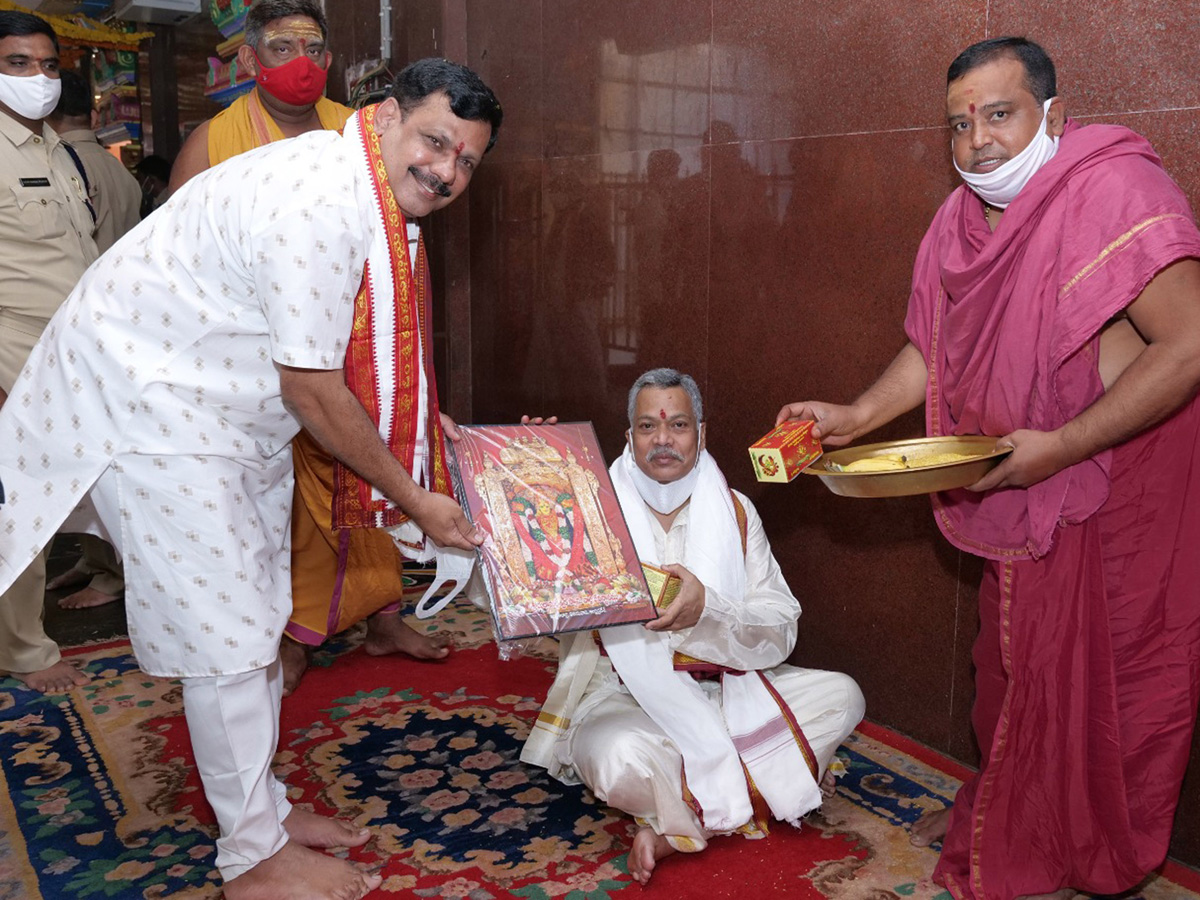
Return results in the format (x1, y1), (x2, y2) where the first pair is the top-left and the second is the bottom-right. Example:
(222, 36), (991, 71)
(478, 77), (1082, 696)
(449, 423), (658, 641)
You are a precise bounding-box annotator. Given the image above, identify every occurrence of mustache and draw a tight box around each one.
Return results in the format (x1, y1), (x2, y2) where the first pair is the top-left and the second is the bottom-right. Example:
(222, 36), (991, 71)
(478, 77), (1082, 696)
(645, 447), (685, 464)
(409, 166), (451, 198)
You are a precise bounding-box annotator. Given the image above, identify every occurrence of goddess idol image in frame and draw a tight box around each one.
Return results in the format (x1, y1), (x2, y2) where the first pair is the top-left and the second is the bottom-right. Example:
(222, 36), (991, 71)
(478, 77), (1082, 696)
(450, 423), (658, 641)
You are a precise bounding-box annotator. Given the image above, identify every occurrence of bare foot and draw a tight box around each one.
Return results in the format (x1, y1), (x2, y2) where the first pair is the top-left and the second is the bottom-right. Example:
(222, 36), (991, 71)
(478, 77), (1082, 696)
(223, 840), (380, 900)
(280, 638), (313, 698)
(910, 806), (951, 847)
(284, 807), (371, 850)
(363, 613), (452, 660)
(12, 660), (91, 693)
(57, 586), (119, 610)
(628, 826), (675, 886)
(46, 568), (90, 591)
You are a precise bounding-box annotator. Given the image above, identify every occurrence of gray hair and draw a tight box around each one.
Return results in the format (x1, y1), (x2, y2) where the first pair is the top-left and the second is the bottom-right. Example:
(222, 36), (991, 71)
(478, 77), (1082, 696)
(244, 0), (327, 50)
(627, 368), (704, 425)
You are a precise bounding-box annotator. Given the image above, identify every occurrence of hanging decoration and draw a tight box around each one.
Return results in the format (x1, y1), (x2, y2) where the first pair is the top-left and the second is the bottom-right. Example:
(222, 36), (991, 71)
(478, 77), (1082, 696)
(0, 0), (154, 51)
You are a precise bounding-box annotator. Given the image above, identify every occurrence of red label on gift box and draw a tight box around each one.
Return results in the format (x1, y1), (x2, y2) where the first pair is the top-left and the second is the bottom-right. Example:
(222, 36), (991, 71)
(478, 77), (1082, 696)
(749, 420), (823, 483)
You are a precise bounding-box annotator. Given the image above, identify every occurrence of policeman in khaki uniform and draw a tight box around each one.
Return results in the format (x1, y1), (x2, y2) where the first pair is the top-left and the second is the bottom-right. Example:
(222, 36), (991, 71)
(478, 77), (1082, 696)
(0, 11), (97, 693)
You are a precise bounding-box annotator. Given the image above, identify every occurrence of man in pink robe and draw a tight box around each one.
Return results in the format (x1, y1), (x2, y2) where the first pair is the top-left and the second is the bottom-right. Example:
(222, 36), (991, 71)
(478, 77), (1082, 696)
(779, 37), (1200, 900)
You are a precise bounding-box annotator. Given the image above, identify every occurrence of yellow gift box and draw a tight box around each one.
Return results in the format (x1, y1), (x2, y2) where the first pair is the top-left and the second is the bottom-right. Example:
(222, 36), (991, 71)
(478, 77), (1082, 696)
(641, 563), (682, 610)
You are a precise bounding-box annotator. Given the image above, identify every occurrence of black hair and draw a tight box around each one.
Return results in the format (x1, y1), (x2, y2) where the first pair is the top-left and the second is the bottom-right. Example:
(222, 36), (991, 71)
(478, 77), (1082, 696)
(135, 154), (172, 183)
(627, 368), (703, 424)
(389, 57), (503, 153)
(947, 37), (1056, 103)
(0, 10), (58, 53)
(53, 69), (91, 119)
(244, 0), (327, 49)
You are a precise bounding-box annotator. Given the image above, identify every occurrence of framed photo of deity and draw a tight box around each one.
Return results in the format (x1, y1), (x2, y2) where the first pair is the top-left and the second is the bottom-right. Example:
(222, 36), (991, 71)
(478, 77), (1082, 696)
(449, 423), (659, 641)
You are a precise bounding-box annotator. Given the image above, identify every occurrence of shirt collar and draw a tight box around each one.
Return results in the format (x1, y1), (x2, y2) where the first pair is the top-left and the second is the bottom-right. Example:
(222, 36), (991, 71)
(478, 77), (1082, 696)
(0, 110), (58, 150)
(58, 128), (98, 145)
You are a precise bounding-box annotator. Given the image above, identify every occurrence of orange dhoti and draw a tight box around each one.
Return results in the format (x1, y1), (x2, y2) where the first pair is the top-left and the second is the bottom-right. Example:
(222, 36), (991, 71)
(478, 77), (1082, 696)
(285, 429), (408, 646)
(286, 103), (452, 645)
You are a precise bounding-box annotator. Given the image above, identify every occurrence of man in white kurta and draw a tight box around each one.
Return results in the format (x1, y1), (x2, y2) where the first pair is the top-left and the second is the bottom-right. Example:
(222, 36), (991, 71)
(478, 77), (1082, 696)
(0, 59), (500, 900)
(43, 69), (146, 611)
(521, 368), (865, 885)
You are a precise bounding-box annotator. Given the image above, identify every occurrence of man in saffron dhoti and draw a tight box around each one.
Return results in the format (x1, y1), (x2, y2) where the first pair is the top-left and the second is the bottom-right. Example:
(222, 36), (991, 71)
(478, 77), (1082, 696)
(521, 368), (864, 885)
(0, 59), (501, 900)
(780, 37), (1200, 900)
(171, 0), (453, 696)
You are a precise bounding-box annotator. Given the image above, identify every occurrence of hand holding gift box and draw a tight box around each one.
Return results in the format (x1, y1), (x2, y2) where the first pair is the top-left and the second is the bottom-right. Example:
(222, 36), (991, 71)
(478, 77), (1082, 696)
(749, 420), (823, 483)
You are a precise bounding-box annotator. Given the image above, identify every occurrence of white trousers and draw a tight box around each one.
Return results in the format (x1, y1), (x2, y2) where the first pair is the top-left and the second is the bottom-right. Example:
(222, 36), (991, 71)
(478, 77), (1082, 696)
(81, 442), (291, 880)
(181, 659), (292, 881)
(564, 666), (864, 851)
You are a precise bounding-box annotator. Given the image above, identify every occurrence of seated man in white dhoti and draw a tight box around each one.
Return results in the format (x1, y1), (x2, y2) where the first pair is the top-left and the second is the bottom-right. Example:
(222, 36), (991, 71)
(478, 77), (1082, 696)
(521, 367), (865, 885)
(0, 59), (501, 900)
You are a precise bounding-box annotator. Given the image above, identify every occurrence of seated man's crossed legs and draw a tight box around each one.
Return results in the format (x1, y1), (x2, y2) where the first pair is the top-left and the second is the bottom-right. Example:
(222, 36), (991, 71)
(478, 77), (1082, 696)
(565, 666), (864, 885)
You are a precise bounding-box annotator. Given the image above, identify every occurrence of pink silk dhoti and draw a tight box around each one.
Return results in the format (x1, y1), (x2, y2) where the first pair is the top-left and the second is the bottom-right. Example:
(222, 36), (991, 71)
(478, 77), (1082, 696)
(936, 393), (1200, 898)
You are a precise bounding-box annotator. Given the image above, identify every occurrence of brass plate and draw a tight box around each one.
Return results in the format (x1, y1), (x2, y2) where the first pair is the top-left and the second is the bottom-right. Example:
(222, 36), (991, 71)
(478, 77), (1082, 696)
(800, 435), (1012, 498)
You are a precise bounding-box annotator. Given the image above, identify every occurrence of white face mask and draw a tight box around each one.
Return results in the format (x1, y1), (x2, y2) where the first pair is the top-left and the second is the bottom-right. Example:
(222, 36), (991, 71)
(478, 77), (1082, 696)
(412, 544), (476, 619)
(626, 444), (702, 515)
(0, 71), (61, 122)
(954, 97), (1058, 209)
(387, 518), (477, 619)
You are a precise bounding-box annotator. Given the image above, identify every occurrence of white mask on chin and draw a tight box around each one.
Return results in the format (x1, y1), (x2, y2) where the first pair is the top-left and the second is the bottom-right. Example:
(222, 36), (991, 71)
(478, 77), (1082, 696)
(626, 446), (702, 515)
(954, 97), (1059, 209)
(0, 72), (60, 122)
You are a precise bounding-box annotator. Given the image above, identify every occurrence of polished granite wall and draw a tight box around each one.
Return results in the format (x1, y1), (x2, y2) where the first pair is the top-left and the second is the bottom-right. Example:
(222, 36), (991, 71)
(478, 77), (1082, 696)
(327, 0), (1200, 864)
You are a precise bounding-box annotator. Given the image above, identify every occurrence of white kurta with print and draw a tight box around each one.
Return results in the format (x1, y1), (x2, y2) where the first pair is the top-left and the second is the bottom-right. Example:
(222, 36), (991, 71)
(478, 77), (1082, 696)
(0, 131), (371, 677)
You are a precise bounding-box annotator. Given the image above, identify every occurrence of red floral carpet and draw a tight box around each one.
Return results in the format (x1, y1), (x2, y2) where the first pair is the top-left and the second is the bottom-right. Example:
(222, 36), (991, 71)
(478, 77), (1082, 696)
(1, 595), (1198, 899)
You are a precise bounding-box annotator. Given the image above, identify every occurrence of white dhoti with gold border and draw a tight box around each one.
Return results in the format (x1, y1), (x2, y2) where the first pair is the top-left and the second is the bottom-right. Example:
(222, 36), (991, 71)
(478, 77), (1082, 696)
(564, 663), (863, 850)
(522, 452), (866, 852)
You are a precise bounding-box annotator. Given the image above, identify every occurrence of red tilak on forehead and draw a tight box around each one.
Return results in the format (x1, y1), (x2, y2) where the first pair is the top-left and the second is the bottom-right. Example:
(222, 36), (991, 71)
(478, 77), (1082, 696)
(659, 409), (667, 419)
(969, 102), (976, 113)
(454, 141), (465, 155)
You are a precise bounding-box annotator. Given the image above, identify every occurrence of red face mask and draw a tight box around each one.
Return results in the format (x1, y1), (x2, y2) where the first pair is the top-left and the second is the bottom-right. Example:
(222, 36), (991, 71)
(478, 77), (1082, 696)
(254, 53), (328, 107)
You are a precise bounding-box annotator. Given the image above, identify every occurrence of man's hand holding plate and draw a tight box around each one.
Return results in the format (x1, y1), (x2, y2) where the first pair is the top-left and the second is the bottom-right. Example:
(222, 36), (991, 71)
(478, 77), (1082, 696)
(968, 428), (1072, 491)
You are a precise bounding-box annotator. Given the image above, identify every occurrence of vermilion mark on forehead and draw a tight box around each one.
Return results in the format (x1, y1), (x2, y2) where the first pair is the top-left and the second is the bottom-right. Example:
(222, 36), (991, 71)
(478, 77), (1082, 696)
(454, 141), (465, 155)
(969, 103), (976, 113)
(659, 409), (667, 419)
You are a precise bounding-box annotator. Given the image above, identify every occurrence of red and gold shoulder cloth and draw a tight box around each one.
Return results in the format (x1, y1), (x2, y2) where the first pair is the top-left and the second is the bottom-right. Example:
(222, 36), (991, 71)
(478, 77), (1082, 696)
(332, 103), (454, 529)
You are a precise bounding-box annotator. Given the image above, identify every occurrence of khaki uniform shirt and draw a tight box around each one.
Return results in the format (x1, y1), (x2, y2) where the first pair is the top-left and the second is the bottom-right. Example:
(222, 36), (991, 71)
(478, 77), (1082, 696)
(0, 113), (98, 321)
(59, 128), (140, 253)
